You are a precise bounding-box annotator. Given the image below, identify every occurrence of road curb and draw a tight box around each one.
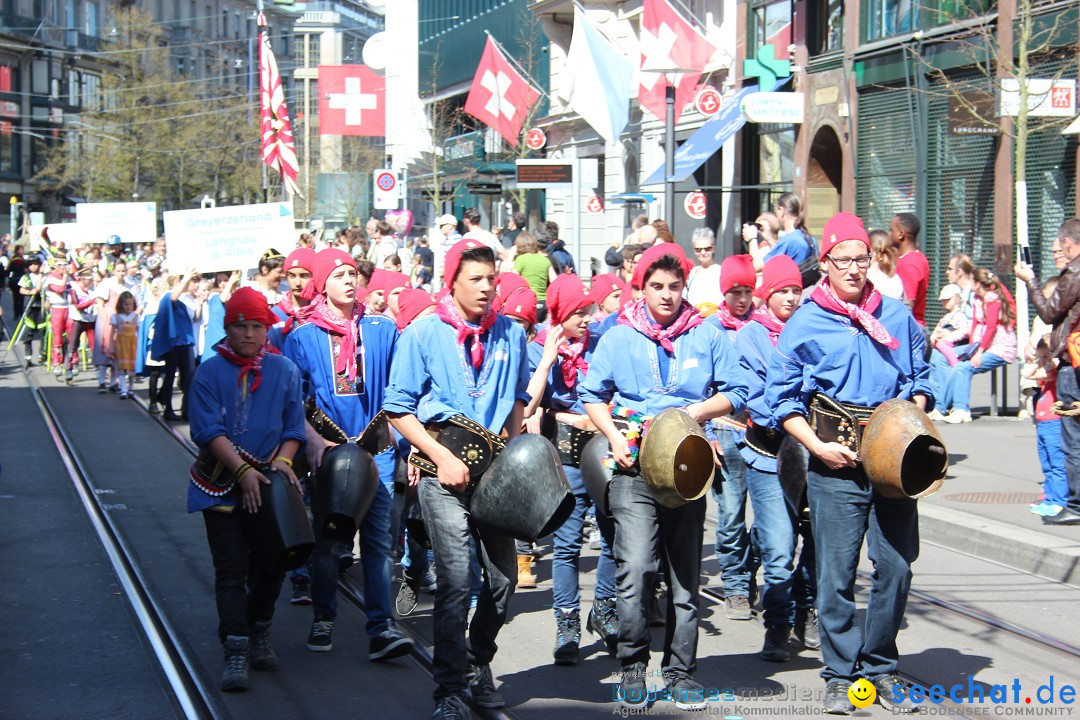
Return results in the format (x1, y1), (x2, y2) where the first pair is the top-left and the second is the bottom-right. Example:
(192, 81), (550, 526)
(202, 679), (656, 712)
(919, 502), (1080, 588)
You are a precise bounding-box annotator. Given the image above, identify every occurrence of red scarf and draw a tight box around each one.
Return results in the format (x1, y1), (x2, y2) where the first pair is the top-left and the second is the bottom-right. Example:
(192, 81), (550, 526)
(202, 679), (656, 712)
(534, 328), (589, 388)
(618, 298), (703, 352)
(435, 292), (496, 369)
(810, 278), (899, 350)
(751, 306), (786, 347)
(295, 294), (365, 381)
(275, 294), (303, 335)
(715, 303), (753, 331)
(215, 339), (280, 392)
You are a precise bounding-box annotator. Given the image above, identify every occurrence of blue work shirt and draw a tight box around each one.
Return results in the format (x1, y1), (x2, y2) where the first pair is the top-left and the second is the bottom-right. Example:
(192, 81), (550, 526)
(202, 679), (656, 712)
(200, 293), (226, 363)
(766, 294), (934, 428)
(527, 331), (601, 415)
(764, 229), (815, 264)
(150, 294), (194, 358)
(735, 320), (782, 471)
(579, 319), (747, 417)
(384, 312), (532, 434)
(187, 352), (306, 512)
(596, 312), (620, 337)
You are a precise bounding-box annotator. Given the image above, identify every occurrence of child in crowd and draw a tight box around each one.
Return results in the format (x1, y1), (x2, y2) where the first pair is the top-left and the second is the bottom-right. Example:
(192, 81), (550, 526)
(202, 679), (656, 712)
(929, 284), (971, 366)
(109, 291), (140, 399)
(1023, 338), (1067, 517)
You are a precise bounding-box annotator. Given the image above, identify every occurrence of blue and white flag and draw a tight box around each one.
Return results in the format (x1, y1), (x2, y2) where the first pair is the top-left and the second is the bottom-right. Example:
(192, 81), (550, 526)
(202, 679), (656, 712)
(566, 7), (634, 144)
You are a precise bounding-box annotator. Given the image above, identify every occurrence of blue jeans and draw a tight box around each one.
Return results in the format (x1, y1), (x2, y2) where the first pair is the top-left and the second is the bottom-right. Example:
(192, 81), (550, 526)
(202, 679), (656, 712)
(311, 449), (397, 637)
(1058, 367), (1080, 511)
(551, 465), (616, 608)
(712, 426), (751, 598)
(1037, 419), (1068, 505)
(744, 464), (796, 629)
(609, 473), (705, 673)
(936, 343), (1008, 412)
(807, 461), (919, 682)
(419, 476), (516, 701)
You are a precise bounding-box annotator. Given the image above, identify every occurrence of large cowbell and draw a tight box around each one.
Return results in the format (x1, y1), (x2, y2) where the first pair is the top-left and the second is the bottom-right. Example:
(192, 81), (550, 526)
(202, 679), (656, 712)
(470, 434), (574, 543)
(241, 469), (316, 573)
(579, 433), (613, 516)
(639, 408), (715, 508)
(313, 444), (379, 543)
(861, 399), (948, 499)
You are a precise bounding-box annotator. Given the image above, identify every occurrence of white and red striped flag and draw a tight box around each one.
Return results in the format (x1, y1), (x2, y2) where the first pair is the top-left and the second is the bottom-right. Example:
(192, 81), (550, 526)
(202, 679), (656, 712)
(259, 13), (301, 197)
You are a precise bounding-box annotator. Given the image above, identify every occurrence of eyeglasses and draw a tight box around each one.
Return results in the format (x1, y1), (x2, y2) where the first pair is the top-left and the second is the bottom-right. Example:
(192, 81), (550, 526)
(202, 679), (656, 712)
(694, 246), (714, 252)
(825, 254), (872, 270)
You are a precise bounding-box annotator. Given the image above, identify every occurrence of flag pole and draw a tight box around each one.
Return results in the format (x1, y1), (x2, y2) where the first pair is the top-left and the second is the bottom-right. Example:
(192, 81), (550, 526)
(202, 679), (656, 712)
(257, 0), (268, 203)
(482, 30), (549, 99)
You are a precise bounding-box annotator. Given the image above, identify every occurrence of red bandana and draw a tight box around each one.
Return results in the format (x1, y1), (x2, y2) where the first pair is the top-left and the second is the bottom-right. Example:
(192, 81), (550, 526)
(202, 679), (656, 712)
(435, 292), (496, 369)
(618, 298), (703, 352)
(715, 303), (753, 331)
(295, 294), (365, 381)
(810, 278), (899, 350)
(751, 306), (786, 346)
(215, 339), (280, 392)
(534, 328), (590, 388)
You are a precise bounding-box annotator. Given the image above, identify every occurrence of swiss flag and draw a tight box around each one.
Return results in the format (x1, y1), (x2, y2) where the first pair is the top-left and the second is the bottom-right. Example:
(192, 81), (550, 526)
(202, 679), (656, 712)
(639, 0), (717, 124)
(464, 37), (541, 146)
(318, 65), (385, 137)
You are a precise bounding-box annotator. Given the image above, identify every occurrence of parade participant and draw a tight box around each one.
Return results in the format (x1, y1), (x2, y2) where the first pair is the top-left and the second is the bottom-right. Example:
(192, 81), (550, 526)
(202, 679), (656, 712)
(200, 274), (240, 364)
(686, 228), (723, 308)
(766, 211), (929, 714)
(137, 277), (167, 412)
(17, 254), (47, 367)
(45, 260), (72, 376)
(589, 273), (626, 324)
(528, 274), (620, 664)
(385, 239), (531, 720)
(734, 256), (805, 661)
(151, 270), (201, 420)
(580, 243), (748, 711)
(375, 271), (411, 321)
(93, 260), (127, 392)
(65, 267), (97, 383)
(268, 248), (315, 351)
(108, 291), (140, 399)
(394, 288), (436, 332)
(283, 248), (413, 661)
(188, 287), (306, 693)
(705, 254), (757, 621)
(252, 250), (285, 305)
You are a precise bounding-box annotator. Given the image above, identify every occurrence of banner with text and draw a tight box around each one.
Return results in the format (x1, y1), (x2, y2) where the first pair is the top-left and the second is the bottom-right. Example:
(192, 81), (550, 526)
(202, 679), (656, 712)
(74, 202), (158, 245)
(162, 201), (296, 273)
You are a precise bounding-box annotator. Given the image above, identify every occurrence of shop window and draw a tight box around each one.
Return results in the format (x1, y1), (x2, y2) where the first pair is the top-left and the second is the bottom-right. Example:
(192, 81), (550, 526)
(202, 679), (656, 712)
(864, 0), (913, 41)
(750, 0), (792, 55)
(809, 0), (844, 55)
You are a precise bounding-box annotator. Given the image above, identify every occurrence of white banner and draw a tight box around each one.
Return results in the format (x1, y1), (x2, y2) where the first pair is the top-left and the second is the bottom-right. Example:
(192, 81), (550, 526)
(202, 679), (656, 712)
(999, 78), (1076, 118)
(162, 201), (296, 274)
(74, 202), (157, 245)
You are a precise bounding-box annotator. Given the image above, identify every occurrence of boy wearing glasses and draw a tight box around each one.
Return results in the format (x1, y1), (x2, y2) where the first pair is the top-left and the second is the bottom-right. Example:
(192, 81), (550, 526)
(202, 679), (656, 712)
(765, 212), (931, 715)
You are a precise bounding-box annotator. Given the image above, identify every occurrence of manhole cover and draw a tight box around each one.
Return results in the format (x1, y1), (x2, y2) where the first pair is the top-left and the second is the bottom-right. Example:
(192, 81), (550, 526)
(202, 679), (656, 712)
(943, 492), (1040, 504)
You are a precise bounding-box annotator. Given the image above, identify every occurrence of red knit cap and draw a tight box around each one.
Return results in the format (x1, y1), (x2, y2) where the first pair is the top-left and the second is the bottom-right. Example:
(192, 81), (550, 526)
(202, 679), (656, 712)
(303, 248), (356, 299)
(632, 243), (695, 289)
(720, 254), (756, 294)
(820, 212), (870, 260)
(284, 247), (316, 273)
(493, 272), (531, 313)
(224, 286), (277, 327)
(500, 286), (537, 326)
(546, 274), (594, 326)
(589, 273), (626, 305)
(755, 255), (803, 299)
(395, 288), (436, 331)
(369, 269), (410, 295)
(443, 239), (493, 287)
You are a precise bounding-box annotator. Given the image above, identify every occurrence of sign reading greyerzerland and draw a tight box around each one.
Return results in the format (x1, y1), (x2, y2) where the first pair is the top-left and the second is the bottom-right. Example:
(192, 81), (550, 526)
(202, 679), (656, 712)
(75, 202), (157, 245)
(999, 78), (1076, 118)
(162, 201), (296, 273)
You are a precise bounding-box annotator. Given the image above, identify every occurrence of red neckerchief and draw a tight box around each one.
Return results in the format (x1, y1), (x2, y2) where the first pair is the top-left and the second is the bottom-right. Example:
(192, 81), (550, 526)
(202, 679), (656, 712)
(534, 327), (589, 388)
(810, 278), (899, 350)
(275, 293), (309, 335)
(715, 302), (753, 331)
(295, 294), (365, 381)
(435, 292), (495, 369)
(751, 306), (786, 347)
(618, 298), (703, 352)
(214, 339), (280, 392)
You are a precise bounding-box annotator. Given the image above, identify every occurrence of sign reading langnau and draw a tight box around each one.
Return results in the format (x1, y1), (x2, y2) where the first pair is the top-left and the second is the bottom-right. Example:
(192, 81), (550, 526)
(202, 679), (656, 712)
(75, 202), (158, 245)
(163, 202), (296, 273)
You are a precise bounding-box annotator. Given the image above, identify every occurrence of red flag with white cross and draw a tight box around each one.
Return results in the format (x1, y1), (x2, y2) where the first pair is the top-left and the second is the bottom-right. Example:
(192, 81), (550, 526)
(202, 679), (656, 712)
(318, 65), (385, 137)
(638, 0), (718, 124)
(464, 36), (541, 146)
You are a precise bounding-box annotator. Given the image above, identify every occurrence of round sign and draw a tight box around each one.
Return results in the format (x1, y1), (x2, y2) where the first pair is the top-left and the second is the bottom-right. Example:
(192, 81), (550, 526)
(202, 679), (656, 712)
(585, 195), (604, 215)
(525, 127), (546, 150)
(684, 190), (707, 220)
(362, 32), (390, 72)
(694, 86), (723, 117)
(376, 172), (396, 192)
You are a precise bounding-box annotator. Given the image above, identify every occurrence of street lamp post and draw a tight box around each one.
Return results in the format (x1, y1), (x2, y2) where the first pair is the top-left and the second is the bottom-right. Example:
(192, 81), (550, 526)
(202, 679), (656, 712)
(664, 84), (676, 225)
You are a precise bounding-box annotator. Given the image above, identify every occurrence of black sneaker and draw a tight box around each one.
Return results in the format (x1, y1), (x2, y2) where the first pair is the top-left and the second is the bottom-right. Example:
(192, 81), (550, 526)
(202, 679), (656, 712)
(466, 663), (504, 708)
(220, 636), (250, 692)
(760, 624), (792, 663)
(249, 621), (280, 671)
(306, 618), (334, 652)
(664, 671), (707, 711)
(290, 577), (312, 606)
(395, 580), (419, 617)
(586, 597), (618, 655)
(823, 679), (855, 714)
(97, 383), (107, 394)
(618, 662), (649, 708)
(794, 607), (820, 649)
(109, 383), (120, 393)
(871, 674), (921, 713)
(369, 626), (413, 661)
(724, 594), (752, 621)
(431, 694), (469, 720)
(553, 608), (580, 666)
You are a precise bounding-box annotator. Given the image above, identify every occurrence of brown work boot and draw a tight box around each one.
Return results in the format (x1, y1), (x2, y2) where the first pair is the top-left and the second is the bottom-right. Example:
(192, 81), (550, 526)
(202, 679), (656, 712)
(517, 555), (537, 588)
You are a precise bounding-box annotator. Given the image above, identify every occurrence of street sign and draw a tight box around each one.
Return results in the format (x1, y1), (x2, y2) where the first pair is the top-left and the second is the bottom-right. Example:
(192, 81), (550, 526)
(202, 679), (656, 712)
(999, 78), (1076, 118)
(467, 182), (503, 196)
(515, 160), (573, 188)
(683, 191), (707, 220)
(162, 201), (296, 273)
(741, 92), (804, 124)
(373, 169), (398, 210)
(525, 127), (546, 150)
(75, 202), (158, 245)
(585, 195), (604, 215)
(694, 87), (723, 117)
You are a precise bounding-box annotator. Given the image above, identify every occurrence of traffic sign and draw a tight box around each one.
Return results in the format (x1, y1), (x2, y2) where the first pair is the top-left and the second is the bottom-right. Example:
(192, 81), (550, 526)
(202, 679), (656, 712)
(695, 87), (723, 116)
(684, 191), (707, 220)
(373, 169), (398, 210)
(585, 195), (604, 215)
(525, 127), (546, 150)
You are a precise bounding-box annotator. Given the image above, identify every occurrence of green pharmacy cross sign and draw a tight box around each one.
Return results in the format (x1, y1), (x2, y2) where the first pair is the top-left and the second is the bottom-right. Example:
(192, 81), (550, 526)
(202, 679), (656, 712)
(743, 44), (791, 89)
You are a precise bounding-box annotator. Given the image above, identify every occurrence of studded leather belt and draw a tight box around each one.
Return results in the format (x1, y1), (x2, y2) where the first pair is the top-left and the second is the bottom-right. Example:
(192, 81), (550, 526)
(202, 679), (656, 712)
(553, 420), (597, 468)
(408, 415), (507, 488)
(743, 421), (783, 459)
(808, 394), (875, 455)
